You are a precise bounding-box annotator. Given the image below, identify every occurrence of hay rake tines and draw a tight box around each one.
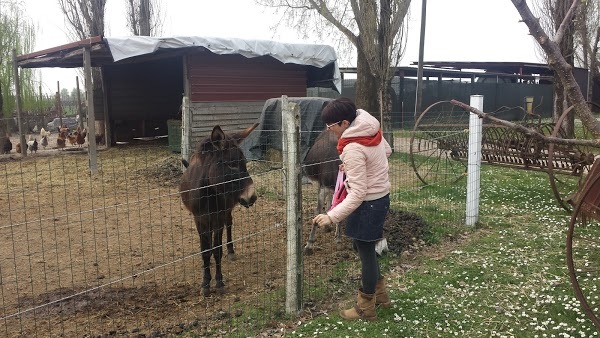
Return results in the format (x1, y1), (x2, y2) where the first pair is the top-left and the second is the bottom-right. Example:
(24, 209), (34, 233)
(410, 100), (600, 330)
(410, 101), (600, 211)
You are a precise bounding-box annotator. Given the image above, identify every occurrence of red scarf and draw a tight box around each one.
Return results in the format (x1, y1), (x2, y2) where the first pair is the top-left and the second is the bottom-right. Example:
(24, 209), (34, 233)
(336, 129), (382, 155)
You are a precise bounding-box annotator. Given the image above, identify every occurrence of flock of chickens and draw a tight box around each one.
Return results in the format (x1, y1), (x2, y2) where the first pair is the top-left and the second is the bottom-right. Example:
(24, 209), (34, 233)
(1, 126), (88, 155)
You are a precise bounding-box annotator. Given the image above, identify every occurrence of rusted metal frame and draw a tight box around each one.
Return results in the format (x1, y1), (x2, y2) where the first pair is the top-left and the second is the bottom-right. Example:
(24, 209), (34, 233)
(16, 36), (103, 61)
(451, 99), (600, 148)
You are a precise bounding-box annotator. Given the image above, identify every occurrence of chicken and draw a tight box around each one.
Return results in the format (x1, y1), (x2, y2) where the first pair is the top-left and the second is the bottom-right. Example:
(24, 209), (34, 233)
(95, 133), (104, 145)
(76, 127), (87, 147)
(41, 135), (48, 149)
(67, 131), (78, 146)
(27, 137), (38, 154)
(15, 142), (26, 153)
(40, 127), (50, 138)
(56, 130), (67, 150)
(1, 135), (12, 154)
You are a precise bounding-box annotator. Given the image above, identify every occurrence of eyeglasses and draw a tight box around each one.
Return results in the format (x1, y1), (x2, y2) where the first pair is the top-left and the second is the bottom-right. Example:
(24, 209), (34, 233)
(326, 121), (342, 130)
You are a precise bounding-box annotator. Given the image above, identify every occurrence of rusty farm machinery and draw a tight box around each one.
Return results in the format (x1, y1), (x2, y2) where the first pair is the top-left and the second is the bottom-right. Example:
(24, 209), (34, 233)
(409, 100), (600, 329)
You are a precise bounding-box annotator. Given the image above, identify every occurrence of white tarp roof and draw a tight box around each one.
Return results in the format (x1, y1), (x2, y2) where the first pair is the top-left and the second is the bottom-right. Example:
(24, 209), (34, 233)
(105, 36), (341, 92)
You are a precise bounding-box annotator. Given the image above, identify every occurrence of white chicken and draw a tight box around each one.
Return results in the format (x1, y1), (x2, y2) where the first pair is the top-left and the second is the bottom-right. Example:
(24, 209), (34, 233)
(40, 127), (51, 137)
(26, 136), (38, 154)
(41, 135), (48, 149)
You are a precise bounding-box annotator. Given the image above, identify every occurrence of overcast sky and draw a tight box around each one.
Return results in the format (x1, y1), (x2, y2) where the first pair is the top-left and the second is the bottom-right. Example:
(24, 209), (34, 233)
(24, 0), (542, 92)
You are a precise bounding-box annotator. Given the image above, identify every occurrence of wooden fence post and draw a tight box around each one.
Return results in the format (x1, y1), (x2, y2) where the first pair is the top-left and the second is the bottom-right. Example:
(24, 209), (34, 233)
(83, 45), (98, 174)
(282, 95), (303, 314)
(12, 49), (26, 157)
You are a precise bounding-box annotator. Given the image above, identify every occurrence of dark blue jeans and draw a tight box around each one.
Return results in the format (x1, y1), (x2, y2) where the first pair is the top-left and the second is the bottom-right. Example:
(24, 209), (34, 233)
(345, 194), (389, 241)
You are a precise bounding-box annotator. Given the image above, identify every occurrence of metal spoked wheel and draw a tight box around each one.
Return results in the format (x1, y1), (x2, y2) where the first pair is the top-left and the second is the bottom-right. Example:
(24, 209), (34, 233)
(567, 166), (600, 330)
(410, 101), (469, 186)
(548, 102), (600, 212)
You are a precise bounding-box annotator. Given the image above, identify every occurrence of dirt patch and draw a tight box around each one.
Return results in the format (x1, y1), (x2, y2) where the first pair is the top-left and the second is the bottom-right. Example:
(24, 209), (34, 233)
(384, 209), (431, 256)
(0, 144), (430, 337)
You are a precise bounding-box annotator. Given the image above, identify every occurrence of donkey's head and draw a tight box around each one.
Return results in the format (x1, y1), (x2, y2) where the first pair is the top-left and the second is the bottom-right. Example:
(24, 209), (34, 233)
(196, 123), (259, 208)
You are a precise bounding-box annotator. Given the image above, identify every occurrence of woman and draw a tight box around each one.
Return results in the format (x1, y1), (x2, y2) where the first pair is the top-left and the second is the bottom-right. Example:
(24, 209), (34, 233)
(313, 97), (392, 321)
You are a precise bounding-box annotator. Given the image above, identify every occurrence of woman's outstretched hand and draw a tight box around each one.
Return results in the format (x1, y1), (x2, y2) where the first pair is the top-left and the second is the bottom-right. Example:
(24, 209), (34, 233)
(312, 213), (333, 227)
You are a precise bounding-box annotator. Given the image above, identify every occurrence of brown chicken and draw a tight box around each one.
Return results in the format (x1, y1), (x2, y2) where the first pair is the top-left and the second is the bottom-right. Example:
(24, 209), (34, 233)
(76, 127), (87, 147)
(15, 142), (25, 153)
(56, 130), (67, 150)
(1, 135), (11, 154)
(95, 133), (104, 145)
(67, 132), (78, 146)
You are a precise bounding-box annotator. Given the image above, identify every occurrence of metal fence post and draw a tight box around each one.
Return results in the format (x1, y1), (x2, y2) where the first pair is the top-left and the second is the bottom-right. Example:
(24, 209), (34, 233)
(282, 95), (303, 314)
(466, 95), (483, 226)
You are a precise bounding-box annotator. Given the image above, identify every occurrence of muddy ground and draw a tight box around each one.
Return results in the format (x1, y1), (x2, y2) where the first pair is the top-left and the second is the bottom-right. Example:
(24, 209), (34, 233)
(0, 139), (429, 337)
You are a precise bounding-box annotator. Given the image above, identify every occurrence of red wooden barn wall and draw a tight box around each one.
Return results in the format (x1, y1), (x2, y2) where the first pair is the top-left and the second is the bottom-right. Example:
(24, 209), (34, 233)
(186, 52), (307, 102)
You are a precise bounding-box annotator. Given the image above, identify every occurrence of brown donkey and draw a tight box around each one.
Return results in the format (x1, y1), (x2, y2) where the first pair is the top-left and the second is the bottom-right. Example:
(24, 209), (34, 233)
(180, 124), (258, 296)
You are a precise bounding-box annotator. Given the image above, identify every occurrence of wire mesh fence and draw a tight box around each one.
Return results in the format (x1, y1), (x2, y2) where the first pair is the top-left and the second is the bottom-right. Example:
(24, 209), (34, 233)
(0, 108), (467, 336)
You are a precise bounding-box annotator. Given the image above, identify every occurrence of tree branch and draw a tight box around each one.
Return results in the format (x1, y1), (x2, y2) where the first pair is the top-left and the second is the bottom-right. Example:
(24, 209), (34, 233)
(554, 0), (580, 44)
(511, 0), (600, 138)
(307, 0), (357, 45)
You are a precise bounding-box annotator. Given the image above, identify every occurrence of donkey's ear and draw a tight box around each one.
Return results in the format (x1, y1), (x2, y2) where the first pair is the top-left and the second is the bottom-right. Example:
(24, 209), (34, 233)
(210, 125), (226, 149)
(231, 123), (259, 143)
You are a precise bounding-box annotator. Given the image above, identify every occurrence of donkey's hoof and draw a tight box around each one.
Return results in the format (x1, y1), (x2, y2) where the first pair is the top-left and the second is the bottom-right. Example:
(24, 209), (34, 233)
(202, 287), (210, 297)
(215, 281), (225, 294)
(304, 246), (314, 255)
(227, 253), (237, 261)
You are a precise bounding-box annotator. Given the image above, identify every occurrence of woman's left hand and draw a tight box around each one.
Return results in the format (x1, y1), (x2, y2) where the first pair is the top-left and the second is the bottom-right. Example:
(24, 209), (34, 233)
(313, 214), (333, 227)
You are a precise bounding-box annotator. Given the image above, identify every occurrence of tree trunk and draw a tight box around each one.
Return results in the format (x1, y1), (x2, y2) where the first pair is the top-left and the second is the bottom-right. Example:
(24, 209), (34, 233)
(354, 42), (379, 117)
(0, 81), (7, 141)
(139, 0), (151, 36)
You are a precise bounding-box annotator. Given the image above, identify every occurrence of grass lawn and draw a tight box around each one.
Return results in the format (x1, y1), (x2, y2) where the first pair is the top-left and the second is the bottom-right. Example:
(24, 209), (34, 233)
(285, 164), (599, 337)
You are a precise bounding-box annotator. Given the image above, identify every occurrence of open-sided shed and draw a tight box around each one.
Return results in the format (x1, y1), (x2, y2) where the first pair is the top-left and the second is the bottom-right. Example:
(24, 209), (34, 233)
(16, 36), (340, 148)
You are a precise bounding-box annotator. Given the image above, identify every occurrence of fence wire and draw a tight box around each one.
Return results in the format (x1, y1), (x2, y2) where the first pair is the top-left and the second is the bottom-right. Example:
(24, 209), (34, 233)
(0, 116), (467, 337)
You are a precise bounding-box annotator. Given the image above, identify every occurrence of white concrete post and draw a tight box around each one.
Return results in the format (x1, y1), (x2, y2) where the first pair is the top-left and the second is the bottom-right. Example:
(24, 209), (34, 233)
(466, 95), (483, 226)
(282, 95), (303, 314)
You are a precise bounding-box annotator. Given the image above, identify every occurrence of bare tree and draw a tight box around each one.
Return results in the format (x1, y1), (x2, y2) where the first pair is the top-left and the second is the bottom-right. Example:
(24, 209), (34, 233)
(1, 0), (36, 136)
(57, 0), (107, 142)
(573, 0), (599, 101)
(126, 0), (163, 36)
(535, 0), (576, 125)
(255, 0), (410, 125)
(512, 0), (600, 138)
(58, 0), (107, 40)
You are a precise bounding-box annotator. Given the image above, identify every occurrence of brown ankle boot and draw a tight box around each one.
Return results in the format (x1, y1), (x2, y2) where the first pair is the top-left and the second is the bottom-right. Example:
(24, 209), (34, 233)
(375, 277), (391, 308)
(340, 289), (377, 321)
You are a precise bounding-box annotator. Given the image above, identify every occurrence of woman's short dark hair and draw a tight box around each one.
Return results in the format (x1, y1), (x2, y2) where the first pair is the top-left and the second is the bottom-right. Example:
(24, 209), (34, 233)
(321, 97), (357, 125)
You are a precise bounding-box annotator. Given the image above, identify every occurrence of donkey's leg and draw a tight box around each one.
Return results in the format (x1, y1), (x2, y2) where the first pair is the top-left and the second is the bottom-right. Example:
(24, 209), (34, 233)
(225, 210), (236, 260)
(213, 227), (225, 292)
(304, 222), (318, 255)
(334, 222), (342, 248)
(303, 184), (327, 256)
(318, 185), (334, 233)
(198, 229), (212, 296)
